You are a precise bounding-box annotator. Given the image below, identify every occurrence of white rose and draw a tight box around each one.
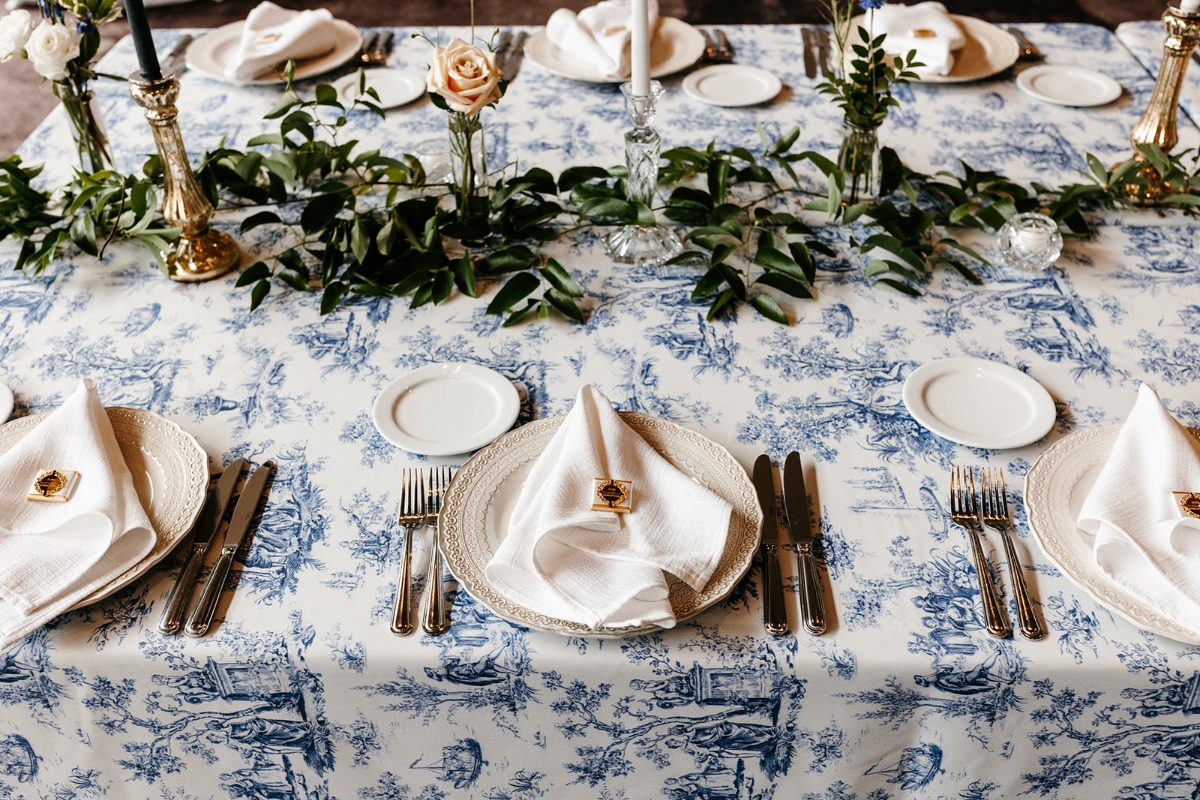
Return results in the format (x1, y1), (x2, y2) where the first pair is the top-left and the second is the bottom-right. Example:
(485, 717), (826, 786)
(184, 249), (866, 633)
(0, 10), (34, 62)
(427, 38), (503, 116)
(24, 19), (77, 82)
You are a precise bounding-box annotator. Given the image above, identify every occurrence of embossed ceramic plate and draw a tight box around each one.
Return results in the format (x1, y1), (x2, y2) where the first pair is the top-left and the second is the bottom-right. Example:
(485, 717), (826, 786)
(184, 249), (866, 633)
(1026, 425), (1200, 644)
(849, 14), (1019, 83)
(186, 19), (363, 85)
(0, 380), (12, 423)
(524, 17), (706, 83)
(439, 412), (761, 637)
(1016, 65), (1122, 107)
(903, 357), (1056, 449)
(0, 407), (208, 609)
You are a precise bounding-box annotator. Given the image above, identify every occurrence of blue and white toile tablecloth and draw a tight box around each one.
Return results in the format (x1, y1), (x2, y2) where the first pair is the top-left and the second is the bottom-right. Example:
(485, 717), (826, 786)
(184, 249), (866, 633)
(2, 21), (1200, 800)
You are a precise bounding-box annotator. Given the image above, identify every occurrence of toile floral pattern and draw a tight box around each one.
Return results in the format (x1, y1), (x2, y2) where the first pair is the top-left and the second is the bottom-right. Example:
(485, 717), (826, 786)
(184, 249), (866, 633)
(1, 21), (1200, 800)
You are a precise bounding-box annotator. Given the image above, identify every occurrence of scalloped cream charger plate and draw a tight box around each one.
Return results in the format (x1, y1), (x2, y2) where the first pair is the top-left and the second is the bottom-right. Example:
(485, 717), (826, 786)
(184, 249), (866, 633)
(850, 14), (1019, 83)
(0, 407), (209, 609)
(438, 412), (761, 637)
(903, 357), (1056, 449)
(186, 18), (362, 85)
(1026, 425), (1200, 644)
(373, 364), (520, 456)
(524, 17), (706, 82)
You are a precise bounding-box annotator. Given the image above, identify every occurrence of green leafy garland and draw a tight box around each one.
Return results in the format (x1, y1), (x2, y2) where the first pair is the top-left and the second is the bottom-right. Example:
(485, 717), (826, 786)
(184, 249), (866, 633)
(1, 72), (1198, 325)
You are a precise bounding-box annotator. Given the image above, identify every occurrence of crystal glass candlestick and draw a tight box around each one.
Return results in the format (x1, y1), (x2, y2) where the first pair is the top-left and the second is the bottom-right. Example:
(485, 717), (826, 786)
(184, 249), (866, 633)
(129, 74), (240, 282)
(604, 81), (682, 266)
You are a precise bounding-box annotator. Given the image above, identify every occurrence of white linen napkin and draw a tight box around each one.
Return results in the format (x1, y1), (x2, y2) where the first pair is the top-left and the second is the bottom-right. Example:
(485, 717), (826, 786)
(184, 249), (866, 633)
(224, 1), (340, 81)
(485, 385), (731, 630)
(869, 1), (965, 77)
(545, 0), (659, 79)
(1077, 384), (1200, 629)
(0, 379), (155, 649)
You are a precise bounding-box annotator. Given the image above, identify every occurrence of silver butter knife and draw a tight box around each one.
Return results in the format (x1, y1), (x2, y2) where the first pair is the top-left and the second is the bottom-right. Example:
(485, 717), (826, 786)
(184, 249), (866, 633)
(161, 33), (194, 77)
(752, 454), (788, 636)
(503, 32), (527, 81)
(185, 461), (274, 637)
(158, 457), (246, 634)
(801, 27), (818, 79)
(783, 451), (826, 635)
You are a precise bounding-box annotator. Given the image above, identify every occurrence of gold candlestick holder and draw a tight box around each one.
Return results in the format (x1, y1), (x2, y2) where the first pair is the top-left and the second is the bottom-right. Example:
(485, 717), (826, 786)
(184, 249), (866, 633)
(129, 74), (240, 282)
(1123, 1), (1200, 202)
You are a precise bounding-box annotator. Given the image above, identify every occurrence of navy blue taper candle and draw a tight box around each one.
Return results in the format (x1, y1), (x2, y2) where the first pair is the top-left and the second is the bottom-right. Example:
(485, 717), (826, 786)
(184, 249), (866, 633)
(124, 0), (161, 80)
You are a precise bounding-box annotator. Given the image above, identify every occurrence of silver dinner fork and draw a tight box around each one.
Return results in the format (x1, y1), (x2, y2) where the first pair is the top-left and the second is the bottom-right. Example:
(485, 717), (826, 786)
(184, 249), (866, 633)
(421, 466), (454, 636)
(981, 468), (1046, 641)
(359, 31), (395, 67)
(390, 470), (425, 636)
(949, 465), (1012, 638)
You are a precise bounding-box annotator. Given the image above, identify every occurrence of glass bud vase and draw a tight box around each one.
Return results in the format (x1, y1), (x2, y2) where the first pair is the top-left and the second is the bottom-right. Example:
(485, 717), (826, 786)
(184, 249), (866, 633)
(60, 85), (114, 174)
(447, 110), (489, 226)
(837, 119), (882, 205)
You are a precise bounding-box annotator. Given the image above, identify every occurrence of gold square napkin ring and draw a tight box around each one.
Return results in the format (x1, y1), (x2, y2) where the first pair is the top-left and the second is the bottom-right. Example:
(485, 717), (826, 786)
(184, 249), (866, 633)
(1173, 491), (1200, 518)
(592, 478), (632, 514)
(28, 469), (81, 503)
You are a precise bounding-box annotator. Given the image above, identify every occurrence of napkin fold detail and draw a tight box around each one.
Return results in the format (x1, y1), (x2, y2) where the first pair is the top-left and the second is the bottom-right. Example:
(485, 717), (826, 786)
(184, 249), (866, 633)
(869, 1), (964, 77)
(545, 0), (659, 79)
(1078, 384), (1200, 628)
(485, 385), (730, 630)
(225, 0), (339, 81)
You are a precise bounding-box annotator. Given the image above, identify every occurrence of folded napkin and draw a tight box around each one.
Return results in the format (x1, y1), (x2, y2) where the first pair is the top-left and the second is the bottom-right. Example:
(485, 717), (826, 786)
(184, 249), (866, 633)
(485, 385), (731, 630)
(1077, 384), (1200, 630)
(869, 1), (965, 77)
(0, 379), (155, 649)
(225, 1), (339, 81)
(545, 0), (659, 79)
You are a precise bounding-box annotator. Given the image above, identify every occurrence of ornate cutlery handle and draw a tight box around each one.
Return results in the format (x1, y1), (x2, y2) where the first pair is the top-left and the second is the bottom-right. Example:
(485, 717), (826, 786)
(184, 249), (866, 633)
(158, 544), (206, 634)
(966, 528), (1012, 638)
(185, 547), (235, 637)
(796, 545), (827, 635)
(422, 548), (449, 635)
(762, 544), (788, 636)
(390, 531), (415, 636)
(1000, 532), (1046, 640)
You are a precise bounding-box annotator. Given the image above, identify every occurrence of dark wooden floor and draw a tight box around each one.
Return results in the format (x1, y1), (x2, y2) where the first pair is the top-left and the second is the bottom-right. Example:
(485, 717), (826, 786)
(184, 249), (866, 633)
(0, 0), (1174, 154)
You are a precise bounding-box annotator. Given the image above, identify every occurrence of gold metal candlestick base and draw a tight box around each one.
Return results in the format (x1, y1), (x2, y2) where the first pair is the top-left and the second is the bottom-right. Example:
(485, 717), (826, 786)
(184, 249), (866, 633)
(129, 74), (240, 282)
(1122, 2), (1200, 203)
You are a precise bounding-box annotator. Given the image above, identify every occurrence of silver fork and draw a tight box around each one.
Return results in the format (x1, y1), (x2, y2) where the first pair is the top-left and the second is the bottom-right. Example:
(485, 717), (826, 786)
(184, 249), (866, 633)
(390, 470), (425, 636)
(981, 468), (1046, 641)
(360, 31), (395, 67)
(421, 466), (454, 636)
(714, 29), (735, 63)
(949, 465), (1012, 638)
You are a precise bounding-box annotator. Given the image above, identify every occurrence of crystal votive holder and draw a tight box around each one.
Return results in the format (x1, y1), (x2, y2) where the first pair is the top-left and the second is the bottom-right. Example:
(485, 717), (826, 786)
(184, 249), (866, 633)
(997, 212), (1064, 273)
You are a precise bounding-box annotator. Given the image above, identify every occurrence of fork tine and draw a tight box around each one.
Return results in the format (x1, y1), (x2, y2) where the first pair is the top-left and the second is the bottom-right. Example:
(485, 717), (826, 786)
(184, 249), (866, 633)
(998, 471), (1010, 519)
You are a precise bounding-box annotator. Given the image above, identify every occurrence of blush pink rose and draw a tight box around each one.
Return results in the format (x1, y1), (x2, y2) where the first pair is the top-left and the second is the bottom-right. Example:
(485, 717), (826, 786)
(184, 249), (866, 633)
(427, 38), (503, 116)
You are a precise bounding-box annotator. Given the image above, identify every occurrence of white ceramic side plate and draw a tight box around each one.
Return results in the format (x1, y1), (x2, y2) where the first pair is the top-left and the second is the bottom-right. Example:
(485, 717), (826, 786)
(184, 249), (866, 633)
(373, 364), (520, 456)
(1016, 65), (1123, 107)
(903, 357), (1056, 449)
(682, 64), (782, 107)
(332, 68), (426, 109)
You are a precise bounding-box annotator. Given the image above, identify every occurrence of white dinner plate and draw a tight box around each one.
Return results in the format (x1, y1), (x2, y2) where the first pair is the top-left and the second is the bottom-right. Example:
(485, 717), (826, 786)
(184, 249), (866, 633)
(439, 412), (761, 637)
(186, 19), (363, 85)
(524, 17), (706, 83)
(0, 407), (209, 609)
(331, 68), (426, 109)
(373, 364), (520, 456)
(1026, 425), (1200, 644)
(682, 64), (782, 106)
(902, 357), (1056, 449)
(1016, 65), (1122, 107)
(851, 14), (1018, 83)
(0, 380), (12, 423)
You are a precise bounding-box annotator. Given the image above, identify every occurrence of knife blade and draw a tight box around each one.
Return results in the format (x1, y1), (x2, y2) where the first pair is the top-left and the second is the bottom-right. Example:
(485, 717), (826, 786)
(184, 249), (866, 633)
(184, 461), (274, 637)
(815, 27), (832, 78)
(161, 33), (194, 77)
(493, 30), (513, 74)
(504, 32), (527, 82)
(783, 451), (827, 635)
(752, 454), (788, 636)
(158, 457), (246, 634)
(801, 27), (817, 79)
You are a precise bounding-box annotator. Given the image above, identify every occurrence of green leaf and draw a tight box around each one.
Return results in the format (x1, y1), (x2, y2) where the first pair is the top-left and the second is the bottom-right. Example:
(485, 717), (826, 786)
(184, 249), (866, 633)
(750, 292), (788, 324)
(249, 279), (271, 310)
(452, 254), (478, 297)
(706, 288), (737, 321)
(300, 192), (346, 233)
(240, 211), (283, 233)
(545, 288), (585, 322)
(236, 260), (272, 287)
(486, 271), (541, 315)
(539, 259), (583, 297)
(558, 165), (612, 192)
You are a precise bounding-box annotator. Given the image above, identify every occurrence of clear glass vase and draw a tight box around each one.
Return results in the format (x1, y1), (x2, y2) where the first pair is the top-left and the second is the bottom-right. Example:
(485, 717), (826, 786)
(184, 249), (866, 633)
(447, 110), (488, 225)
(60, 85), (113, 174)
(836, 119), (881, 205)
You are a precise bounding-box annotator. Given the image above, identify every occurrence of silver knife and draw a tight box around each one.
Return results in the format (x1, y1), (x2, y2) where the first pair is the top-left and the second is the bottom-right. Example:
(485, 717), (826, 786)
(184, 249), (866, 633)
(161, 33), (193, 77)
(184, 462), (274, 637)
(752, 454), (788, 636)
(815, 27), (832, 79)
(494, 30), (513, 74)
(504, 32), (527, 82)
(158, 457), (246, 634)
(801, 27), (818, 79)
(783, 451), (827, 635)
